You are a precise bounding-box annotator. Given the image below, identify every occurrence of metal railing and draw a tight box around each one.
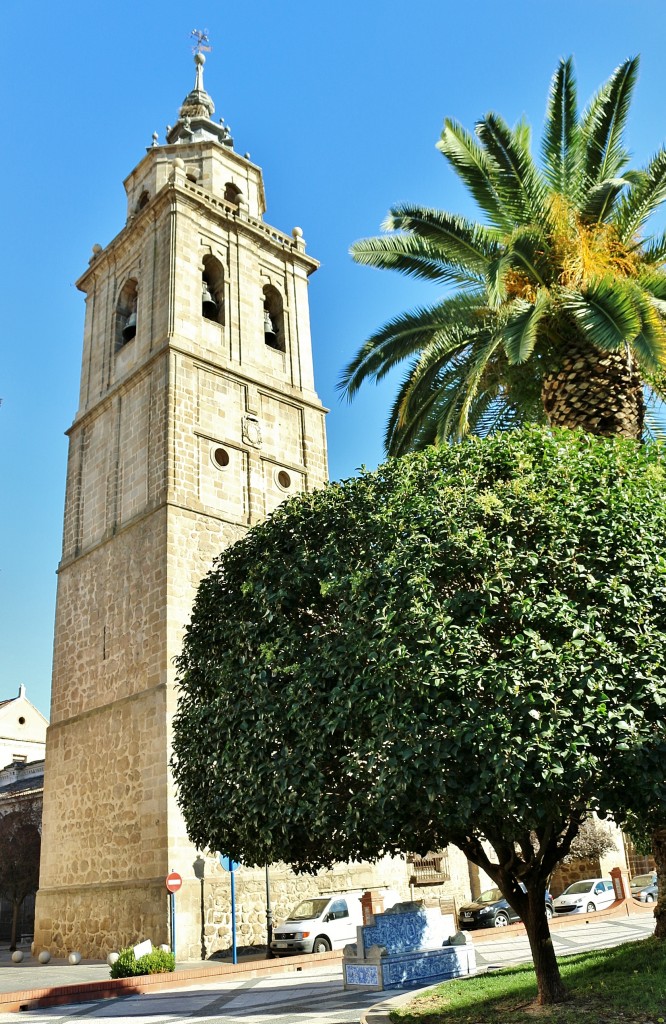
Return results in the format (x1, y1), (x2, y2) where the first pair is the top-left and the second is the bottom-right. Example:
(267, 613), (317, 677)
(408, 851), (451, 886)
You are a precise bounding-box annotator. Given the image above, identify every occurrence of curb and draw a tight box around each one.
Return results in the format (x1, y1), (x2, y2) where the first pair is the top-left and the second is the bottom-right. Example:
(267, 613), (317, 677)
(0, 949), (342, 1014)
(361, 986), (429, 1024)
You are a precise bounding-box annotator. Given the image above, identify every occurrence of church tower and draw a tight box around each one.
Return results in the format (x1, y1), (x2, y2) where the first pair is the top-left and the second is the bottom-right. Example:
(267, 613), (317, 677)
(34, 53), (328, 958)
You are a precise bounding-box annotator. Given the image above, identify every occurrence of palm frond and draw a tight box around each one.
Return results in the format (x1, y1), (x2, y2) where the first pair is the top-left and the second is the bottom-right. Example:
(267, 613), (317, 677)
(638, 230), (666, 266)
(437, 120), (508, 229)
(506, 227), (552, 287)
(501, 292), (551, 364)
(350, 234), (482, 287)
(563, 277), (641, 351)
(638, 269), (666, 301)
(475, 113), (547, 226)
(339, 293), (485, 397)
(615, 149), (666, 241)
(471, 392), (537, 438)
(382, 205), (502, 274)
(486, 253), (511, 306)
(622, 282), (666, 369)
(581, 56), (639, 185)
(579, 177), (628, 224)
(643, 383), (666, 440)
(542, 57), (581, 198)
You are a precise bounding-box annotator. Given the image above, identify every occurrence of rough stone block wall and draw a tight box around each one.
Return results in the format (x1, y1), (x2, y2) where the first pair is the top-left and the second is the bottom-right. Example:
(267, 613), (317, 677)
(34, 881), (170, 959)
(49, 511), (168, 726)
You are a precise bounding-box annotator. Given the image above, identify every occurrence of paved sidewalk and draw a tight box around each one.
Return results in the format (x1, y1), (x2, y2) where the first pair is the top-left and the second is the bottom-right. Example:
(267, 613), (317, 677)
(0, 947), (273, 994)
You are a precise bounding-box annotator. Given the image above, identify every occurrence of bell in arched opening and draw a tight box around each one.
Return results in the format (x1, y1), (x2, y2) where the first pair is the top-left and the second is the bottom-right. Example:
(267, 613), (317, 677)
(264, 308), (278, 348)
(122, 311), (137, 342)
(202, 281), (218, 320)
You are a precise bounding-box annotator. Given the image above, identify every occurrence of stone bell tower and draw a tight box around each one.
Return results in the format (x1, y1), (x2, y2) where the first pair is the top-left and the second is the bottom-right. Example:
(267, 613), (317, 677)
(34, 53), (328, 958)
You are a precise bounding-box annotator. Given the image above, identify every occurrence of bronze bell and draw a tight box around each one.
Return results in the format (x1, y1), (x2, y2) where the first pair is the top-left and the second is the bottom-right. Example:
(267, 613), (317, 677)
(264, 308), (278, 347)
(202, 282), (218, 319)
(122, 311), (137, 342)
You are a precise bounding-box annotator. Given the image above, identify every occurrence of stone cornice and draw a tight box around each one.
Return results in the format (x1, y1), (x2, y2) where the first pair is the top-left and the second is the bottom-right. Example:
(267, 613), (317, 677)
(77, 179), (317, 292)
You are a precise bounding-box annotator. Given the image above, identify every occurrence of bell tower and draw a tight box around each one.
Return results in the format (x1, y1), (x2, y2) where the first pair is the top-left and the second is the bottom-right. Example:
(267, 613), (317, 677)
(35, 53), (328, 958)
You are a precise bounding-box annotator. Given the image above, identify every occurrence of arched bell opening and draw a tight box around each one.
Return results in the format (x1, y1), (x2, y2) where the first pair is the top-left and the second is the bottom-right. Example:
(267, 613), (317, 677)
(116, 278), (138, 349)
(201, 255), (225, 326)
(263, 285), (285, 352)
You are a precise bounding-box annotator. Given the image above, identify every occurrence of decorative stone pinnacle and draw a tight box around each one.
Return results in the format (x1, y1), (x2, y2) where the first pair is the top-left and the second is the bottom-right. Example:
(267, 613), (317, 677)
(179, 51), (215, 120)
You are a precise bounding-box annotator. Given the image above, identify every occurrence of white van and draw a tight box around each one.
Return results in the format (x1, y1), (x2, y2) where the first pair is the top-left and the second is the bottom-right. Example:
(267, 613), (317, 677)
(271, 890), (395, 956)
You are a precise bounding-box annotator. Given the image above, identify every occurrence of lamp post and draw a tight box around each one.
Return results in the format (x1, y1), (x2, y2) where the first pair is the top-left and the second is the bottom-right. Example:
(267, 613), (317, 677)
(265, 864), (275, 958)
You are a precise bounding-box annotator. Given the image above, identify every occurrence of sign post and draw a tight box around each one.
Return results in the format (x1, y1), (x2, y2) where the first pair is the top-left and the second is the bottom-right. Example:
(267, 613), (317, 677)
(219, 856), (240, 964)
(165, 871), (183, 959)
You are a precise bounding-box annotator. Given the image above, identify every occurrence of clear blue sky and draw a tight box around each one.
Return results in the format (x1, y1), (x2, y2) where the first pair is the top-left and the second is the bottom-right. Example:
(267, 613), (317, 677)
(3, 0), (666, 718)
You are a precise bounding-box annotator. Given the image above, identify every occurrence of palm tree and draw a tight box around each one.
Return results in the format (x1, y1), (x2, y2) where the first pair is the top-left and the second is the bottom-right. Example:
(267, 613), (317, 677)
(341, 57), (666, 454)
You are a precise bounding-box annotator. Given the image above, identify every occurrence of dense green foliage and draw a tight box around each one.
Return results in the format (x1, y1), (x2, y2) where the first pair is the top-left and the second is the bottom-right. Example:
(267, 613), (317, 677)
(342, 58), (666, 451)
(173, 427), (666, 1001)
(391, 937), (666, 1024)
(110, 947), (175, 978)
(173, 429), (666, 873)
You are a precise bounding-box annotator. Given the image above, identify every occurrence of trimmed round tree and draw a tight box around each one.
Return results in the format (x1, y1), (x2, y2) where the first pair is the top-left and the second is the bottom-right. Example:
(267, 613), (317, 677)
(172, 428), (666, 1005)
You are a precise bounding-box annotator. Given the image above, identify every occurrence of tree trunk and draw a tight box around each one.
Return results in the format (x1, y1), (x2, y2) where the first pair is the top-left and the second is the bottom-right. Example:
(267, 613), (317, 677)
(541, 342), (644, 439)
(9, 899), (20, 953)
(652, 825), (666, 938)
(522, 892), (568, 1004)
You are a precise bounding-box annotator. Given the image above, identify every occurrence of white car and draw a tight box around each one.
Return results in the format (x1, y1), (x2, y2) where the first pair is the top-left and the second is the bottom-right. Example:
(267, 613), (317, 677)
(553, 878), (615, 916)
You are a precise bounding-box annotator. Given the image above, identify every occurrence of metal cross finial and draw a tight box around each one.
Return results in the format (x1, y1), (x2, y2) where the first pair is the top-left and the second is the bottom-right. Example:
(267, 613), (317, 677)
(191, 29), (212, 54)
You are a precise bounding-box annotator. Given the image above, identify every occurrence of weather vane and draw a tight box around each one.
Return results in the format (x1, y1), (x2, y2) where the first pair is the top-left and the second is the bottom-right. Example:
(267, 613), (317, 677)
(191, 29), (212, 54)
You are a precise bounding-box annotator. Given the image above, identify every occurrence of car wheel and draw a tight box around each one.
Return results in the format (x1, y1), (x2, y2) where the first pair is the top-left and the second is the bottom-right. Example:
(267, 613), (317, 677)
(494, 911), (511, 927)
(645, 894), (655, 903)
(586, 902), (596, 913)
(545, 905), (553, 920)
(312, 935), (331, 954)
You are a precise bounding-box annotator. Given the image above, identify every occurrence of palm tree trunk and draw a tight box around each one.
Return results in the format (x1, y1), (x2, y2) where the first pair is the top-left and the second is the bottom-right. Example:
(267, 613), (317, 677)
(541, 343), (644, 439)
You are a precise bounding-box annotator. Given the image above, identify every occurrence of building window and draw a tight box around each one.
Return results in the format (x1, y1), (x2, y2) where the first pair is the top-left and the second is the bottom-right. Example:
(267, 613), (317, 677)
(211, 446), (230, 469)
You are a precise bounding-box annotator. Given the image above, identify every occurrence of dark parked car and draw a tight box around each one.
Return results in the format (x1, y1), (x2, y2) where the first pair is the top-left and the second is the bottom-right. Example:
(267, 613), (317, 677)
(459, 886), (554, 929)
(630, 872), (658, 903)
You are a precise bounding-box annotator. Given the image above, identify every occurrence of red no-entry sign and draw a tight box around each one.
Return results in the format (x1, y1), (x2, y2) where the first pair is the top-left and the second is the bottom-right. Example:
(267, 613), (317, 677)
(165, 871), (183, 893)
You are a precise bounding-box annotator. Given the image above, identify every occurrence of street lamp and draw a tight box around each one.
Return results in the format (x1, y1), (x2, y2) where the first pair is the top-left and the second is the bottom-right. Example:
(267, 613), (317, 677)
(265, 864), (275, 958)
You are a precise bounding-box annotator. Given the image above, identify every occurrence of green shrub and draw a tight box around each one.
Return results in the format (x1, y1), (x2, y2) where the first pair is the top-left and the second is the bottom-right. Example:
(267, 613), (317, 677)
(110, 946), (175, 978)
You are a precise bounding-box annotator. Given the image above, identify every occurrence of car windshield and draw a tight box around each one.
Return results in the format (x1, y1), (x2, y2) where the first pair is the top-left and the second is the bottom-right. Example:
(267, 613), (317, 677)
(286, 898), (330, 922)
(631, 874), (655, 887)
(562, 881), (595, 895)
(477, 888), (502, 903)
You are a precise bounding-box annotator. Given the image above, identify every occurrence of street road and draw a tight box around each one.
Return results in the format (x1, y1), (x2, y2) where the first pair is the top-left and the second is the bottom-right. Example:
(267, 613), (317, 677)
(0, 915), (655, 1024)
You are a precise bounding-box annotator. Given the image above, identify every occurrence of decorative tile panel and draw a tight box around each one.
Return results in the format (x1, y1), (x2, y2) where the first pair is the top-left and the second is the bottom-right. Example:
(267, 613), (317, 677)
(345, 964), (380, 987)
(362, 908), (446, 955)
(381, 947), (473, 989)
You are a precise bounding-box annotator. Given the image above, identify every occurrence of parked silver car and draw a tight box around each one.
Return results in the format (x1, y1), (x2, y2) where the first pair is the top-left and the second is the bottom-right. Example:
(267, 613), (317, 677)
(553, 878), (615, 915)
(630, 872), (658, 903)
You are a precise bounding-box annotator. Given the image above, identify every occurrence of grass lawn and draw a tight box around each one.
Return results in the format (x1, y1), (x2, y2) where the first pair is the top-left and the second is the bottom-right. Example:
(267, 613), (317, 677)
(390, 938), (666, 1024)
